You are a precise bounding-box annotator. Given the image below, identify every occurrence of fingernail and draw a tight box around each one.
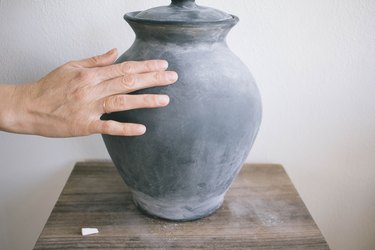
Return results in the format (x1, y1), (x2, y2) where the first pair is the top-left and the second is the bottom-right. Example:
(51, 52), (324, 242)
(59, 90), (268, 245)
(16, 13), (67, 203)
(106, 48), (116, 55)
(160, 60), (169, 69)
(137, 125), (146, 134)
(158, 95), (170, 106)
(167, 71), (178, 82)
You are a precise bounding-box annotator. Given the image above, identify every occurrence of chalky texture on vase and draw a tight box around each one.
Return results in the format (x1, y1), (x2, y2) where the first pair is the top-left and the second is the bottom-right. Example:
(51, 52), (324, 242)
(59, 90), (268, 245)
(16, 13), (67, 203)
(102, 0), (262, 221)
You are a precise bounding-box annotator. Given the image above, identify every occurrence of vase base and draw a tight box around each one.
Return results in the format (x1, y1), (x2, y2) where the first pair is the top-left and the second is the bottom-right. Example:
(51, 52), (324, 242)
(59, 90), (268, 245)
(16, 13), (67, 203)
(131, 190), (225, 221)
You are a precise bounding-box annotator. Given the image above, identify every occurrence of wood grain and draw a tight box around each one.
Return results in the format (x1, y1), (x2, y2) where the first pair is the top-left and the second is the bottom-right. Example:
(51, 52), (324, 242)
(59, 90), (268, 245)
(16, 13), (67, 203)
(34, 162), (329, 249)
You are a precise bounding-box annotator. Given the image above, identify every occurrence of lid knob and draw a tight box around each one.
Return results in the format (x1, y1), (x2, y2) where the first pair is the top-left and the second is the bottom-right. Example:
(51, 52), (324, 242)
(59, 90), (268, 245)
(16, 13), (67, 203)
(171, 0), (196, 7)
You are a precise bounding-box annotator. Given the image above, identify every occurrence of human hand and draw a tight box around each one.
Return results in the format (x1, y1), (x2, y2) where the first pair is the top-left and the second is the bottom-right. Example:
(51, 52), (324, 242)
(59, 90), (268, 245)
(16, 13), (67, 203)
(0, 49), (178, 137)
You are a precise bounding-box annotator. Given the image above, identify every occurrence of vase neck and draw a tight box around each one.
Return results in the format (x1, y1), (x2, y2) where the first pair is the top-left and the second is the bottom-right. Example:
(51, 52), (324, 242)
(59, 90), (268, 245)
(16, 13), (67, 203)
(127, 19), (237, 45)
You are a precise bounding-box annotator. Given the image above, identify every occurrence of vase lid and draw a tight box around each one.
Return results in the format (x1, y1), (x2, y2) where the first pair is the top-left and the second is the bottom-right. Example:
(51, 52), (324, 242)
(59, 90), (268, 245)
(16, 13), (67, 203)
(130, 0), (233, 24)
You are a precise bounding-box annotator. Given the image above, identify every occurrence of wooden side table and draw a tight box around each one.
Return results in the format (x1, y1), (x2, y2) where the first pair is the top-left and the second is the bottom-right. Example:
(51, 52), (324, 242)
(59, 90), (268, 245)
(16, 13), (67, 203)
(34, 161), (329, 249)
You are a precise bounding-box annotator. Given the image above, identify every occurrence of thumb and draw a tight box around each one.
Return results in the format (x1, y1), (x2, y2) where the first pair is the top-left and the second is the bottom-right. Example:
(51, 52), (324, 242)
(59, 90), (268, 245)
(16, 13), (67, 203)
(75, 48), (118, 68)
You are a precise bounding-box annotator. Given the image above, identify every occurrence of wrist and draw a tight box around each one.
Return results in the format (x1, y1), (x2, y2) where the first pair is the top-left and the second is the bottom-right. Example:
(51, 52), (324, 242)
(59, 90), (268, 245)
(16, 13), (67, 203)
(0, 83), (34, 135)
(0, 84), (17, 133)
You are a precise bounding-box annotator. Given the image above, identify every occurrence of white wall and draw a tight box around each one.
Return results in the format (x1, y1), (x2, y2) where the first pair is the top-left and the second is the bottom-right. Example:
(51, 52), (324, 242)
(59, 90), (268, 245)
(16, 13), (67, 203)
(0, 1), (374, 249)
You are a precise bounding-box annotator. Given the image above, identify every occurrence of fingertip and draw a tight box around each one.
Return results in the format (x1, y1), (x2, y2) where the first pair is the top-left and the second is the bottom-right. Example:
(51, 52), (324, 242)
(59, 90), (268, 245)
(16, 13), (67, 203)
(125, 124), (146, 136)
(158, 95), (170, 106)
(107, 48), (118, 62)
(106, 48), (117, 56)
(159, 60), (169, 70)
(137, 125), (147, 135)
(167, 71), (178, 83)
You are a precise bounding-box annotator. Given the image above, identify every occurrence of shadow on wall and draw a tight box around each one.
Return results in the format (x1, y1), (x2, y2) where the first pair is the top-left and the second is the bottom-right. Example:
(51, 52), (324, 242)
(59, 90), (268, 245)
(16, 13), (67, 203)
(2, 159), (74, 250)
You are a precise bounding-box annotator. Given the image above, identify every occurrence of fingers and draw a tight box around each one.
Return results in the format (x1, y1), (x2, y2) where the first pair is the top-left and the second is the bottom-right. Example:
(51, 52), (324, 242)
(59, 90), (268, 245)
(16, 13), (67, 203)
(93, 93), (171, 136)
(90, 120), (147, 136)
(97, 70), (178, 98)
(65, 53), (175, 137)
(95, 60), (169, 81)
(102, 94), (170, 114)
(72, 48), (118, 68)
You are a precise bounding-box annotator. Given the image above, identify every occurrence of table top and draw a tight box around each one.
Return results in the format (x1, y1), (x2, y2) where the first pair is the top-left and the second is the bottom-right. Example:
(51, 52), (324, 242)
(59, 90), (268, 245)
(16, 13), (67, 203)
(34, 161), (329, 249)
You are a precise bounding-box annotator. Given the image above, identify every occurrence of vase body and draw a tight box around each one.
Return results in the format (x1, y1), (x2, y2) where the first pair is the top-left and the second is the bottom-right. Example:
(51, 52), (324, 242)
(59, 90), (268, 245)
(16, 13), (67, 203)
(102, 3), (262, 221)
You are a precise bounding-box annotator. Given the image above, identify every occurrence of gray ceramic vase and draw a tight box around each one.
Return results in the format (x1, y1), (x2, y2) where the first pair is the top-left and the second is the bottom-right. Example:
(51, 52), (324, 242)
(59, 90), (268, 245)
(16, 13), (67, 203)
(102, 0), (262, 221)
